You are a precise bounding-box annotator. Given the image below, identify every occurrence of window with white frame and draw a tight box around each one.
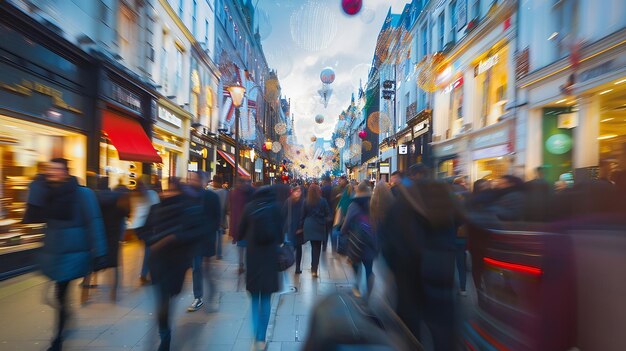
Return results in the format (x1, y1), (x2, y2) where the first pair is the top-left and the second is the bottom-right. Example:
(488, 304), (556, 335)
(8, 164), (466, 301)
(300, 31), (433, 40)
(552, 0), (578, 59)
(118, 4), (136, 67)
(192, 0), (197, 36)
(175, 48), (183, 98)
(204, 19), (209, 44)
(438, 11), (445, 51)
(160, 47), (168, 92)
(450, 1), (457, 43)
(421, 24), (428, 58)
(472, 0), (480, 20)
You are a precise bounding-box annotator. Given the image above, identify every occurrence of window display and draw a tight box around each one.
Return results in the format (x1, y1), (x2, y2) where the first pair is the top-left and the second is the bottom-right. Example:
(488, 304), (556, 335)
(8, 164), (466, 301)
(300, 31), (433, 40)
(0, 115), (86, 254)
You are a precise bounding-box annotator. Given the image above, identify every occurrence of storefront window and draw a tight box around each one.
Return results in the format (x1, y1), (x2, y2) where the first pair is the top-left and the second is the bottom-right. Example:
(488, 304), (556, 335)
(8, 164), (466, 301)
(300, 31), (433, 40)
(476, 45), (509, 127)
(0, 115), (86, 253)
(599, 88), (626, 175)
(475, 156), (510, 180)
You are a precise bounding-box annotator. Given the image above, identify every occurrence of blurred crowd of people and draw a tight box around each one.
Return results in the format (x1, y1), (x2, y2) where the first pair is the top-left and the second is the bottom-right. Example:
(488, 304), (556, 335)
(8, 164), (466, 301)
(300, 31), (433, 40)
(23, 157), (626, 351)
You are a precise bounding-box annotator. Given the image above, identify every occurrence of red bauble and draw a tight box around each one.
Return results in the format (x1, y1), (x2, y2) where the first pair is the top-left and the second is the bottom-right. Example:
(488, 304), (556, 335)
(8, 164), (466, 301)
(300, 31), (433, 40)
(262, 144), (268, 151)
(358, 130), (367, 139)
(281, 175), (289, 182)
(317, 156), (322, 160)
(341, 0), (362, 16)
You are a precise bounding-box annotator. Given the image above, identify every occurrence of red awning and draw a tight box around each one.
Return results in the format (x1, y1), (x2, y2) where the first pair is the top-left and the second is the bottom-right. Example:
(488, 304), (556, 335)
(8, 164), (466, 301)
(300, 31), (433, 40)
(102, 111), (162, 163)
(217, 149), (251, 177)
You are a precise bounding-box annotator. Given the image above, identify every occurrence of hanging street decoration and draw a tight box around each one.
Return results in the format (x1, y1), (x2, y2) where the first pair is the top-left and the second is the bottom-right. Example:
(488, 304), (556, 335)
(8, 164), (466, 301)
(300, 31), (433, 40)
(274, 122), (287, 135)
(334, 137), (346, 148)
(272, 142), (282, 153)
(358, 130), (368, 139)
(311, 136), (317, 142)
(315, 114), (325, 124)
(341, 0), (363, 16)
(320, 67), (336, 84)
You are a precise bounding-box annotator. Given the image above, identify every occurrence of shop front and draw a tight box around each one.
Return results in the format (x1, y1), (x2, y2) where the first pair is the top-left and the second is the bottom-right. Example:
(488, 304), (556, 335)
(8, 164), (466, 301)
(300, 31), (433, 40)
(0, 8), (95, 278)
(189, 134), (215, 175)
(432, 138), (468, 180)
(152, 101), (190, 189)
(216, 142), (251, 187)
(469, 119), (515, 181)
(98, 68), (161, 190)
(519, 28), (626, 182)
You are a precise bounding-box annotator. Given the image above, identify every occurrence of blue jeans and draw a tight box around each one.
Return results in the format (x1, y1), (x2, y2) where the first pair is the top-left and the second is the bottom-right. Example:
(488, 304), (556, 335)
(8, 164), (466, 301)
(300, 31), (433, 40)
(192, 256), (217, 300)
(250, 292), (272, 342)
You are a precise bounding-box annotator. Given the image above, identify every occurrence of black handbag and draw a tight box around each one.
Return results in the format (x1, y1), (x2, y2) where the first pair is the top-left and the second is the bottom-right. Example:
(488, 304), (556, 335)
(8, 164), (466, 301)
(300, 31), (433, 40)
(277, 244), (295, 271)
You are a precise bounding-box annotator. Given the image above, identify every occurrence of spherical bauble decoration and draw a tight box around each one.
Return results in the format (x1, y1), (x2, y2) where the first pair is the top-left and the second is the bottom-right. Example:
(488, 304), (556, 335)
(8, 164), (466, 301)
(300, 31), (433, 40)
(358, 130), (367, 139)
(311, 136), (317, 142)
(272, 142), (282, 153)
(300, 164), (306, 169)
(274, 122), (287, 135)
(281, 175), (289, 182)
(317, 156), (322, 160)
(264, 140), (273, 150)
(315, 114), (325, 124)
(262, 144), (268, 152)
(320, 67), (336, 84)
(362, 140), (372, 151)
(334, 137), (345, 148)
(341, 0), (362, 16)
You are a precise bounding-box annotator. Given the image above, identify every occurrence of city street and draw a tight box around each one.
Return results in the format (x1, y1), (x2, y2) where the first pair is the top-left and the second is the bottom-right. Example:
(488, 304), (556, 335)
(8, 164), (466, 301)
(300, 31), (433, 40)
(0, 237), (372, 351)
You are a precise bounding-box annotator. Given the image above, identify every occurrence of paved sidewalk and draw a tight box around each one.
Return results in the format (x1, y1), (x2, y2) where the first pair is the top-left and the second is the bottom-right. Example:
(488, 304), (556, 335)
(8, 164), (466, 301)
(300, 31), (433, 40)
(0, 237), (360, 351)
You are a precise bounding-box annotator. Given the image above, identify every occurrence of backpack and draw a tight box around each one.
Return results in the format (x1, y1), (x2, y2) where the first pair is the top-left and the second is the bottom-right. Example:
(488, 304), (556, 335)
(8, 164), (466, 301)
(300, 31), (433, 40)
(348, 212), (378, 261)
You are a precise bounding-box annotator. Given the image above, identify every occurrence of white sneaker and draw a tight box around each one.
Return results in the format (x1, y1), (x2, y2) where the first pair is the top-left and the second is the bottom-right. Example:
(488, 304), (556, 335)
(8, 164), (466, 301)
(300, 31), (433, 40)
(187, 298), (204, 312)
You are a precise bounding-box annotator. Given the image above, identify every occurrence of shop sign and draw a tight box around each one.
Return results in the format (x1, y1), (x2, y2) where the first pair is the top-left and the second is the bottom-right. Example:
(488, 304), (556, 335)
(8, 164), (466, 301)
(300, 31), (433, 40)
(111, 83), (142, 113)
(191, 135), (211, 147)
(471, 125), (510, 150)
(433, 139), (466, 158)
(399, 144), (408, 155)
(158, 105), (182, 128)
(557, 113), (578, 129)
(379, 162), (390, 174)
(0, 79), (83, 114)
(472, 144), (511, 160)
(443, 77), (464, 94)
(474, 54), (499, 76)
(578, 60), (614, 83)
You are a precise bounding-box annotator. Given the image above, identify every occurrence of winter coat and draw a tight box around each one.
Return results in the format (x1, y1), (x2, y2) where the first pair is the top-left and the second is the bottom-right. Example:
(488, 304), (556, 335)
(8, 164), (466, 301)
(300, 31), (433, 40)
(380, 181), (457, 350)
(229, 185), (254, 242)
(239, 187), (283, 294)
(302, 198), (331, 242)
(95, 189), (130, 269)
(183, 186), (221, 257)
(209, 186), (229, 228)
(491, 187), (525, 222)
(341, 196), (378, 262)
(24, 176), (107, 282)
(138, 192), (206, 296)
(283, 197), (305, 246)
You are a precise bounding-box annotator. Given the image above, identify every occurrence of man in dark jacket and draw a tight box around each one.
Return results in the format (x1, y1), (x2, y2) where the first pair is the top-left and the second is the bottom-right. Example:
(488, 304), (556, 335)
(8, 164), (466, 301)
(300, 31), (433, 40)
(186, 171), (222, 313)
(320, 176), (333, 251)
(23, 158), (107, 351)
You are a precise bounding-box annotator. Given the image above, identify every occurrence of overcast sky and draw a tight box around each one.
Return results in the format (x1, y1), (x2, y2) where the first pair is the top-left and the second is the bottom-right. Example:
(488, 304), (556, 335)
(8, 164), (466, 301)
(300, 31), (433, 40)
(256, 0), (411, 144)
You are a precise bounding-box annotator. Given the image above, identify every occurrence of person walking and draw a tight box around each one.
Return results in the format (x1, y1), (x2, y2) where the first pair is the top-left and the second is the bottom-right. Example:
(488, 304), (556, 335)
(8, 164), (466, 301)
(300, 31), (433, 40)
(320, 176), (333, 251)
(137, 178), (206, 351)
(229, 176), (255, 274)
(380, 171), (460, 350)
(91, 177), (131, 302)
(23, 158), (107, 351)
(209, 174), (229, 259)
(340, 181), (377, 299)
(302, 184), (331, 277)
(186, 172), (222, 313)
(283, 185), (305, 273)
(127, 180), (160, 285)
(239, 186), (284, 351)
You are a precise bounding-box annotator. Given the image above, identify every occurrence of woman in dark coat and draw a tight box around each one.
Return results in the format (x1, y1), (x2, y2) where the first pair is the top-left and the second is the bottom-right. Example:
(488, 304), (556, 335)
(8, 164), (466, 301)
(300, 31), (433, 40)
(239, 186), (283, 351)
(283, 186), (305, 273)
(302, 184), (331, 277)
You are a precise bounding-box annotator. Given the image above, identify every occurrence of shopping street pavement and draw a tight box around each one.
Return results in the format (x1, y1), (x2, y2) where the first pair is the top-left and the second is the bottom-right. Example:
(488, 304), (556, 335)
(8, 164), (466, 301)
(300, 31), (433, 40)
(0, 237), (372, 351)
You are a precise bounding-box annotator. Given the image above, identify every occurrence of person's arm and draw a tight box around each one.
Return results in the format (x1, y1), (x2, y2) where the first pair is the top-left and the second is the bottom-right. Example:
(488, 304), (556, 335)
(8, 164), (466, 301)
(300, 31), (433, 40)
(82, 189), (108, 259)
(238, 204), (251, 241)
(340, 203), (358, 236)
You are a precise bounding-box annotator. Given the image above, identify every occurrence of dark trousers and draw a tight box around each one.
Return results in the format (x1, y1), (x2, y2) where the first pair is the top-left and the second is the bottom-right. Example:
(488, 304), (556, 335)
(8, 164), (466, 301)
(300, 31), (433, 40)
(54, 281), (71, 341)
(295, 244), (303, 271)
(156, 288), (171, 351)
(310, 240), (322, 272)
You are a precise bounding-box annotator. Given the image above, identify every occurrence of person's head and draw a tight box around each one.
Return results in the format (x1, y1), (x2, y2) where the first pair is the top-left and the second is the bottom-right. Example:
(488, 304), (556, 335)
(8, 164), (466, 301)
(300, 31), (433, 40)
(187, 171), (206, 189)
(306, 183), (322, 207)
(355, 180), (372, 197)
(47, 158), (70, 183)
(408, 164), (431, 181)
(371, 180), (394, 229)
(390, 171), (403, 185)
(290, 185), (303, 201)
(453, 176), (467, 188)
(536, 166), (546, 179)
(497, 175), (524, 190)
(473, 179), (491, 193)
(338, 176), (348, 187)
(212, 174), (224, 188)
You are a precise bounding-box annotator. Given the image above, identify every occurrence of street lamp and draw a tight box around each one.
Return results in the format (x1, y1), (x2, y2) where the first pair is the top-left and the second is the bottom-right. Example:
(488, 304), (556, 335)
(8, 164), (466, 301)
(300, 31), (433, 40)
(227, 84), (246, 182)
